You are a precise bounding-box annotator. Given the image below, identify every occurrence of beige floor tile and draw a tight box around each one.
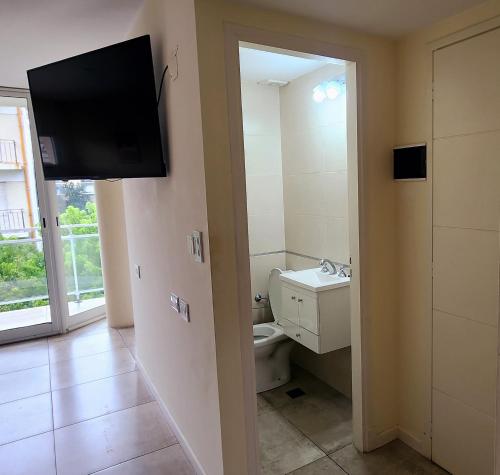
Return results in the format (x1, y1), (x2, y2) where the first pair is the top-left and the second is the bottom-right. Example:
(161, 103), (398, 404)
(49, 330), (125, 363)
(0, 393), (53, 445)
(0, 432), (56, 475)
(50, 347), (136, 390)
(0, 339), (48, 375)
(259, 407), (324, 474)
(0, 365), (50, 405)
(55, 401), (177, 475)
(118, 327), (135, 348)
(53, 370), (154, 428)
(94, 445), (195, 475)
(50, 318), (115, 342)
(289, 456), (345, 474)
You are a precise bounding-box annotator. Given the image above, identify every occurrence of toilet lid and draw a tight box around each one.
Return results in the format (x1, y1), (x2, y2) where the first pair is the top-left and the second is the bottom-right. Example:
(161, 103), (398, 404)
(268, 268), (283, 322)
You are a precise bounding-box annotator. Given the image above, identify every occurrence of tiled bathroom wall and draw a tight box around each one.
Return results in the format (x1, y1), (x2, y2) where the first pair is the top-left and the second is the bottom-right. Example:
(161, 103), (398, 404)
(241, 81), (286, 323)
(280, 64), (349, 268)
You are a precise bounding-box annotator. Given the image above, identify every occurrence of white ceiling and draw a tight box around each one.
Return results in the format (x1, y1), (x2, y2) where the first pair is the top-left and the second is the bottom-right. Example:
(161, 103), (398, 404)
(230, 0), (486, 36)
(239, 47), (341, 82)
(0, 0), (144, 89)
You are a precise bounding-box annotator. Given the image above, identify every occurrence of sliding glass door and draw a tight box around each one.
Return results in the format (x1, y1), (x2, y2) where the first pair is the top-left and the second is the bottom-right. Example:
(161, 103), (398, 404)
(0, 89), (63, 343)
(0, 88), (106, 343)
(53, 179), (106, 329)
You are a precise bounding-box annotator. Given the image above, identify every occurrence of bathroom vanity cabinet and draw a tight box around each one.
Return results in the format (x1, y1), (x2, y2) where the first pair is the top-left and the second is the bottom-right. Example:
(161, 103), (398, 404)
(277, 270), (350, 354)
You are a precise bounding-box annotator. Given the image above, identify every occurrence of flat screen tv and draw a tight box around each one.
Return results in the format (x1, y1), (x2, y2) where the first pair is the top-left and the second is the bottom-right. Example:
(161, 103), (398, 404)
(27, 35), (167, 180)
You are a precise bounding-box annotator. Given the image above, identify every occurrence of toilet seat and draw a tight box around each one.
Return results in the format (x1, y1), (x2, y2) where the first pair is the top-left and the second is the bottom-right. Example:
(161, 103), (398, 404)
(253, 322), (288, 349)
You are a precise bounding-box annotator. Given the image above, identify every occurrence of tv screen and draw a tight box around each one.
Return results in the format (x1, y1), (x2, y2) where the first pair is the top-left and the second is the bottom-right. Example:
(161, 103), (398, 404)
(27, 35), (166, 180)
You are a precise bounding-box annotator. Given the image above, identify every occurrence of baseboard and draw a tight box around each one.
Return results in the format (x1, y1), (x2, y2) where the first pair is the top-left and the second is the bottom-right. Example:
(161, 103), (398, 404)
(366, 425), (431, 460)
(135, 359), (207, 475)
(365, 426), (399, 451)
(398, 427), (431, 458)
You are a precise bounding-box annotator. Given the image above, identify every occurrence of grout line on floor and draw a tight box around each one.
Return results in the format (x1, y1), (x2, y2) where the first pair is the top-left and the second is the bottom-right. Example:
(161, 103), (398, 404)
(0, 361), (49, 377)
(48, 344), (128, 366)
(51, 367), (138, 393)
(0, 428), (55, 449)
(86, 443), (181, 475)
(53, 399), (157, 432)
(47, 333), (58, 475)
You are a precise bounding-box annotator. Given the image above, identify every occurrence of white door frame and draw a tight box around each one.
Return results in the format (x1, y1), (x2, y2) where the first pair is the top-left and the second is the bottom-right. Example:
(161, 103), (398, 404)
(223, 23), (369, 457)
(0, 87), (64, 343)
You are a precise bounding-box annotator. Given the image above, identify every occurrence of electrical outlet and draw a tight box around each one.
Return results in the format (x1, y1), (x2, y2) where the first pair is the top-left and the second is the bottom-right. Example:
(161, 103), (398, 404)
(187, 231), (203, 263)
(179, 298), (190, 322)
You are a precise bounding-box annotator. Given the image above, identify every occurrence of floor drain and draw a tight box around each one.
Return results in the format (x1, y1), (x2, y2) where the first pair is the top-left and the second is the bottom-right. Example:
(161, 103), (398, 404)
(286, 387), (306, 399)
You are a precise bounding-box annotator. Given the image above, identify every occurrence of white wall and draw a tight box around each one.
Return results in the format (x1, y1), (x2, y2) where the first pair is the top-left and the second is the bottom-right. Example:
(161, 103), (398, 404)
(241, 81), (286, 324)
(123, 0), (224, 473)
(281, 64), (349, 267)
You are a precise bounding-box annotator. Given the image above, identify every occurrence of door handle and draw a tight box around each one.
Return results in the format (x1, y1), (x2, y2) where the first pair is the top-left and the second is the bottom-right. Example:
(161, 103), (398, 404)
(291, 296), (296, 300)
(298, 298), (303, 303)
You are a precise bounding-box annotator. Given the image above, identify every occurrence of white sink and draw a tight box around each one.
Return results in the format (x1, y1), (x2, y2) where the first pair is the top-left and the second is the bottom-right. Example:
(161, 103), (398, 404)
(280, 267), (350, 292)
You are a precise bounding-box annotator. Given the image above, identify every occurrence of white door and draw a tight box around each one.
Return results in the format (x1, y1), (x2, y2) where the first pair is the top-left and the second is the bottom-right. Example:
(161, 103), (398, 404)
(0, 89), (64, 343)
(432, 27), (500, 475)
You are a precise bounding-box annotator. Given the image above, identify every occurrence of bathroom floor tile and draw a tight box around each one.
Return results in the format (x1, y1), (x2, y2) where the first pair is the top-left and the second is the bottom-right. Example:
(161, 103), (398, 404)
(288, 456), (346, 474)
(53, 370), (153, 428)
(48, 330), (125, 363)
(50, 347), (136, 390)
(0, 365), (50, 405)
(0, 393), (53, 445)
(330, 441), (448, 475)
(94, 445), (195, 475)
(262, 365), (352, 454)
(0, 339), (48, 375)
(259, 407), (325, 474)
(279, 392), (352, 454)
(0, 432), (56, 475)
(55, 401), (177, 475)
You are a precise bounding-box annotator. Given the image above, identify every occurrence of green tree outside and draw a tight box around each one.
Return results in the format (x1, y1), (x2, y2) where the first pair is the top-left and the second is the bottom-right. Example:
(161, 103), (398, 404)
(0, 200), (104, 312)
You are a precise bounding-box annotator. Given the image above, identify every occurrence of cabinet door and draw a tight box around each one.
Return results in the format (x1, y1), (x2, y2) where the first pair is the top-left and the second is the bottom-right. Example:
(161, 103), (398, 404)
(278, 317), (299, 343)
(281, 286), (299, 324)
(298, 293), (319, 334)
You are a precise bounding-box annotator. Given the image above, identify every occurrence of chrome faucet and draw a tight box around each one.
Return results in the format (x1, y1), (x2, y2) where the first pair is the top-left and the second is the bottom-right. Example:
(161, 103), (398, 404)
(338, 265), (349, 277)
(319, 259), (337, 275)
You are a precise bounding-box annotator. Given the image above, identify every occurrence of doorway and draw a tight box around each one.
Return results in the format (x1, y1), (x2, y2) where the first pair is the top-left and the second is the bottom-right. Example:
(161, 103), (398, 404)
(224, 23), (367, 473)
(0, 88), (106, 344)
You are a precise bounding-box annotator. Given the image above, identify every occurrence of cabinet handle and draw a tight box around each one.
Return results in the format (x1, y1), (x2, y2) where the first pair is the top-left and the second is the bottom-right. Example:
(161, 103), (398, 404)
(298, 298), (303, 302)
(295, 333), (301, 338)
(291, 296), (296, 300)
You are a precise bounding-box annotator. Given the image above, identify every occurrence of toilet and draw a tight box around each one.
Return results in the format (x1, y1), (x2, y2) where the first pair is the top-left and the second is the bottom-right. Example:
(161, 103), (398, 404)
(253, 268), (295, 393)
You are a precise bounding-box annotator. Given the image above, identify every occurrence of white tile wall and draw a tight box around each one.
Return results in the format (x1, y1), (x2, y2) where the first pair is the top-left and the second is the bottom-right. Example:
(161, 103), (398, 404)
(242, 82), (286, 324)
(280, 64), (349, 265)
(242, 82), (285, 259)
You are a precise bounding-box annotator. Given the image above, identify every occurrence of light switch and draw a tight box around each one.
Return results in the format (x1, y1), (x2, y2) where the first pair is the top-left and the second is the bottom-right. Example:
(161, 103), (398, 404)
(170, 293), (180, 313)
(179, 298), (190, 322)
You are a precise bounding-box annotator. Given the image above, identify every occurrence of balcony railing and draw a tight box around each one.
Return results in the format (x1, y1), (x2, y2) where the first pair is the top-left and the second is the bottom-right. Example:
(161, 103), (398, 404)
(0, 223), (104, 308)
(0, 209), (26, 231)
(0, 139), (19, 165)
